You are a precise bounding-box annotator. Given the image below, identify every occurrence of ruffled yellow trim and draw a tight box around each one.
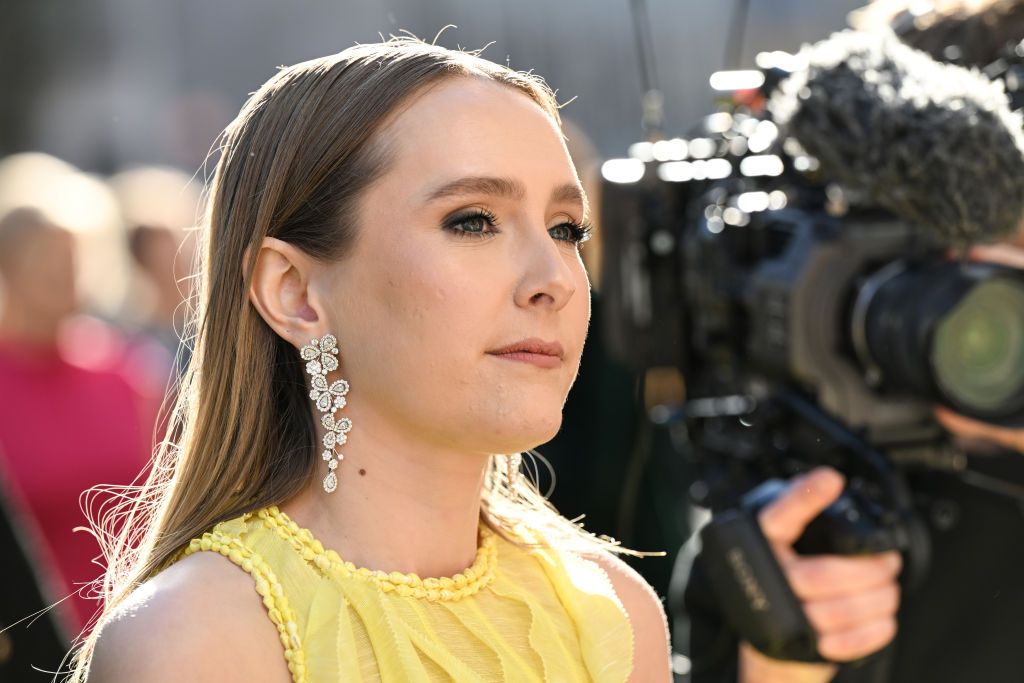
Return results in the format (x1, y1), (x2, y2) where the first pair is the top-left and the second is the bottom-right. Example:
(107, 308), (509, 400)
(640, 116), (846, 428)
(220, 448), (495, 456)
(180, 523), (309, 683)
(259, 505), (497, 602)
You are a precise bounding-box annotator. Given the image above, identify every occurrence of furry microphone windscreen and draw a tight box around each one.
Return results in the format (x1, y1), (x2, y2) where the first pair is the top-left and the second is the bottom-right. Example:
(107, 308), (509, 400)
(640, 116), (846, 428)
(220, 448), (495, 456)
(770, 29), (1024, 245)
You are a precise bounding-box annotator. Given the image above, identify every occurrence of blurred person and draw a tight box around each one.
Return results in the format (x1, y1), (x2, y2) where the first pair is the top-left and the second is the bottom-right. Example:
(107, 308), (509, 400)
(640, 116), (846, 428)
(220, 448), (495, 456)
(0, 207), (151, 642)
(125, 223), (193, 388)
(0, 154), (133, 325)
(108, 166), (203, 428)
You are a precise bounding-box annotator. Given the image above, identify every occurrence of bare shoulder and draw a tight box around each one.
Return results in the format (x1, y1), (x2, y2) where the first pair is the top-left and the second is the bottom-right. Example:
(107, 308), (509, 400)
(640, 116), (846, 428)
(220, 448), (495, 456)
(585, 551), (672, 682)
(87, 551), (291, 682)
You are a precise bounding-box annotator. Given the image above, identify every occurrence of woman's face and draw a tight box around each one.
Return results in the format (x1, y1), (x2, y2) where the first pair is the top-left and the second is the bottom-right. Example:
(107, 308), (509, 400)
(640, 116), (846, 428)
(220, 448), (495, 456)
(317, 76), (591, 456)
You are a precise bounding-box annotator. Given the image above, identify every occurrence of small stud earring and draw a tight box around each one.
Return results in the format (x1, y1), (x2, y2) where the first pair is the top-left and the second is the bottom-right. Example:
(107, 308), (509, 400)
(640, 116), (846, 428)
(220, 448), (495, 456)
(300, 333), (352, 493)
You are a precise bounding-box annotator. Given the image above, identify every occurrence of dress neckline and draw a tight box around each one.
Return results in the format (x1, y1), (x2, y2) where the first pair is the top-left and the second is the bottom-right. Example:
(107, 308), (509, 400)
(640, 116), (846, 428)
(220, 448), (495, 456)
(257, 505), (498, 602)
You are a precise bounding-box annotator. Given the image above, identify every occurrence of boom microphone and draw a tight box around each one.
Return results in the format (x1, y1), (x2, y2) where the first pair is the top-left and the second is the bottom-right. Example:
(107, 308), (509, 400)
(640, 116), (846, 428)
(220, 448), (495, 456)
(770, 29), (1024, 246)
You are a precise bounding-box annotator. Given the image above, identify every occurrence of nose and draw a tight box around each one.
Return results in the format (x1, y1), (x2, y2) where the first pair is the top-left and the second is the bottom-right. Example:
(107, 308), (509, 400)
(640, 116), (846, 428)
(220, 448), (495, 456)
(512, 226), (578, 311)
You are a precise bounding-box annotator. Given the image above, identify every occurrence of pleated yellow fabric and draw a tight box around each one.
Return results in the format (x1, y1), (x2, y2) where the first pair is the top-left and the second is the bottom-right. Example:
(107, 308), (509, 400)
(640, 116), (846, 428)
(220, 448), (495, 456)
(169, 505), (634, 682)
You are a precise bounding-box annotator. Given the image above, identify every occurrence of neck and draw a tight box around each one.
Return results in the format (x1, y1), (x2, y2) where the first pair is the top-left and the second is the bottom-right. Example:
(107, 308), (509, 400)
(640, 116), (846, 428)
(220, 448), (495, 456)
(280, 404), (489, 579)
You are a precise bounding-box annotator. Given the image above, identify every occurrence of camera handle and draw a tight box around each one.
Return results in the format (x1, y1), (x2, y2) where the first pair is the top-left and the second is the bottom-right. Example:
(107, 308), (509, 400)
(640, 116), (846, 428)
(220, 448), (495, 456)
(700, 505), (821, 662)
(687, 388), (931, 663)
(699, 480), (904, 663)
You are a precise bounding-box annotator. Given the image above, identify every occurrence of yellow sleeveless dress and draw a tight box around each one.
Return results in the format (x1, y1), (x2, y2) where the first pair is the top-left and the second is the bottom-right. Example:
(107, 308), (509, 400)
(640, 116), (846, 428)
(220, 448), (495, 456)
(169, 505), (634, 682)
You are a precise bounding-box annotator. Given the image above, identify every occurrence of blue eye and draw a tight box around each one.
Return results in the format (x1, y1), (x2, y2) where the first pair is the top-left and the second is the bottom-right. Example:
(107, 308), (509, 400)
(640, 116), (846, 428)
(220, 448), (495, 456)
(442, 210), (500, 239)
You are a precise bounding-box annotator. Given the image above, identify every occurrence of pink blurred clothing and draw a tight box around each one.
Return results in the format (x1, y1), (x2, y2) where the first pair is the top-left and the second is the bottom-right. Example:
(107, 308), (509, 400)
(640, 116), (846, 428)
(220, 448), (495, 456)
(0, 327), (154, 637)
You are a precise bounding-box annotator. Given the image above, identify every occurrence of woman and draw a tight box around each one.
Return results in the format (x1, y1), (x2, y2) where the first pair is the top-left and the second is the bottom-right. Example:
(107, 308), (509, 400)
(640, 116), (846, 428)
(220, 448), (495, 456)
(73, 38), (670, 681)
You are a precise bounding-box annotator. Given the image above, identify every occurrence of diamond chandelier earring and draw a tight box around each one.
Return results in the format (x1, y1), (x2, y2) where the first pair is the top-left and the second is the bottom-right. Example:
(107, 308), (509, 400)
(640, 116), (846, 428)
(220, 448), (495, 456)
(301, 333), (352, 493)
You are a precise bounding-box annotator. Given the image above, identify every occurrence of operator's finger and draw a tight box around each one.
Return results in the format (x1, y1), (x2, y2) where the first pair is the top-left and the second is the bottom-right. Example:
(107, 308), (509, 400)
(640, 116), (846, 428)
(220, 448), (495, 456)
(817, 617), (898, 662)
(803, 583), (901, 633)
(967, 243), (1024, 269)
(758, 467), (845, 547)
(787, 552), (902, 601)
(935, 406), (1024, 453)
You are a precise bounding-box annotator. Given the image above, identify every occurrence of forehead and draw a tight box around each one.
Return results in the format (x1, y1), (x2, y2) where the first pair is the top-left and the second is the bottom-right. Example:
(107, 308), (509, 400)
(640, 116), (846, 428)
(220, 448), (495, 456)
(376, 77), (572, 180)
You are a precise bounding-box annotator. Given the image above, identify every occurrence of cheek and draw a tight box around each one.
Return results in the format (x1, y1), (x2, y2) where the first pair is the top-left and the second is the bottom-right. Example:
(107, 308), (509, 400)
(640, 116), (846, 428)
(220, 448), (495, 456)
(377, 246), (490, 346)
(346, 241), (497, 392)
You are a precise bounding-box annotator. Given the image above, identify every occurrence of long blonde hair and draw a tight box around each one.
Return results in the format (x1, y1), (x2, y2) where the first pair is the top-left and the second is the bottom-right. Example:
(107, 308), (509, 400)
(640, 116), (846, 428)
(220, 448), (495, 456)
(68, 37), (633, 681)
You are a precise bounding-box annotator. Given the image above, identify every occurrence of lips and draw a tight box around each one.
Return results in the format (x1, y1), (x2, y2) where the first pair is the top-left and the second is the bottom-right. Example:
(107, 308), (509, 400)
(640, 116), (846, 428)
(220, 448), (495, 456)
(486, 338), (565, 369)
(485, 339), (565, 360)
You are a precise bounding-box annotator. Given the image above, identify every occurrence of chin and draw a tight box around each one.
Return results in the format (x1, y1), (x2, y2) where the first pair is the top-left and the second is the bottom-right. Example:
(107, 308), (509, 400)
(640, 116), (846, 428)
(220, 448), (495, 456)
(466, 409), (563, 455)
(501, 415), (563, 453)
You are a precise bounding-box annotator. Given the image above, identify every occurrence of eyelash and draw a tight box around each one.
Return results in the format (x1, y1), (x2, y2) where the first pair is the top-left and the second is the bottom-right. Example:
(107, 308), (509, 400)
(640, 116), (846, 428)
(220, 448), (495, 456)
(442, 209), (593, 246)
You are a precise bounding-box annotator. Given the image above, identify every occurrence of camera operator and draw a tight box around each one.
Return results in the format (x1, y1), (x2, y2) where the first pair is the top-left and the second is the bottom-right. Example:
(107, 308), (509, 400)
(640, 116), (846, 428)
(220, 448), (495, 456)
(679, 2), (1024, 682)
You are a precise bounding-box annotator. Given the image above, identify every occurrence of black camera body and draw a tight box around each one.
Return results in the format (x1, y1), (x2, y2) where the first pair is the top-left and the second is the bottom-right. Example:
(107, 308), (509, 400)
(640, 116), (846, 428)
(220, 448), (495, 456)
(601, 109), (1024, 442)
(598, 32), (1024, 661)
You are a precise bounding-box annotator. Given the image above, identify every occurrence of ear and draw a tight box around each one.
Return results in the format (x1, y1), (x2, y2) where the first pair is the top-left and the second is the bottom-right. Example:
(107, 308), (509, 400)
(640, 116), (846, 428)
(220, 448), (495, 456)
(247, 236), (323, 348)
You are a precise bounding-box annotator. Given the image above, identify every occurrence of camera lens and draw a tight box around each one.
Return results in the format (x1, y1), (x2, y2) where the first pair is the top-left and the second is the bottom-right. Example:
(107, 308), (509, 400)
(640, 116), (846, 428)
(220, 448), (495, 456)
(858, 262), (1024, 419)
(932, 279), (1024, 412)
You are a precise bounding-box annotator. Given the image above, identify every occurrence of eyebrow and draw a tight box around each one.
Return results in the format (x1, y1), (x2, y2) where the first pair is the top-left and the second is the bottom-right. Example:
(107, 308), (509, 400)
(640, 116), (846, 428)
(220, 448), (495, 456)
(424, 175), (589, 216)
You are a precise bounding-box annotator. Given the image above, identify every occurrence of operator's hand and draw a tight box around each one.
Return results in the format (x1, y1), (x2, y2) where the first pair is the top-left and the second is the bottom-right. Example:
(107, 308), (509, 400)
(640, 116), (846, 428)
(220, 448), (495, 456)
(935, 242), (1024, 454)
(738, 467), (902, 683)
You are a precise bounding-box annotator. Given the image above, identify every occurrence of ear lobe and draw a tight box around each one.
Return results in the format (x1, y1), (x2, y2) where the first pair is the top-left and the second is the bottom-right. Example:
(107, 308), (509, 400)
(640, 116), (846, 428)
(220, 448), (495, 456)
(247, 236), (321, 347)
